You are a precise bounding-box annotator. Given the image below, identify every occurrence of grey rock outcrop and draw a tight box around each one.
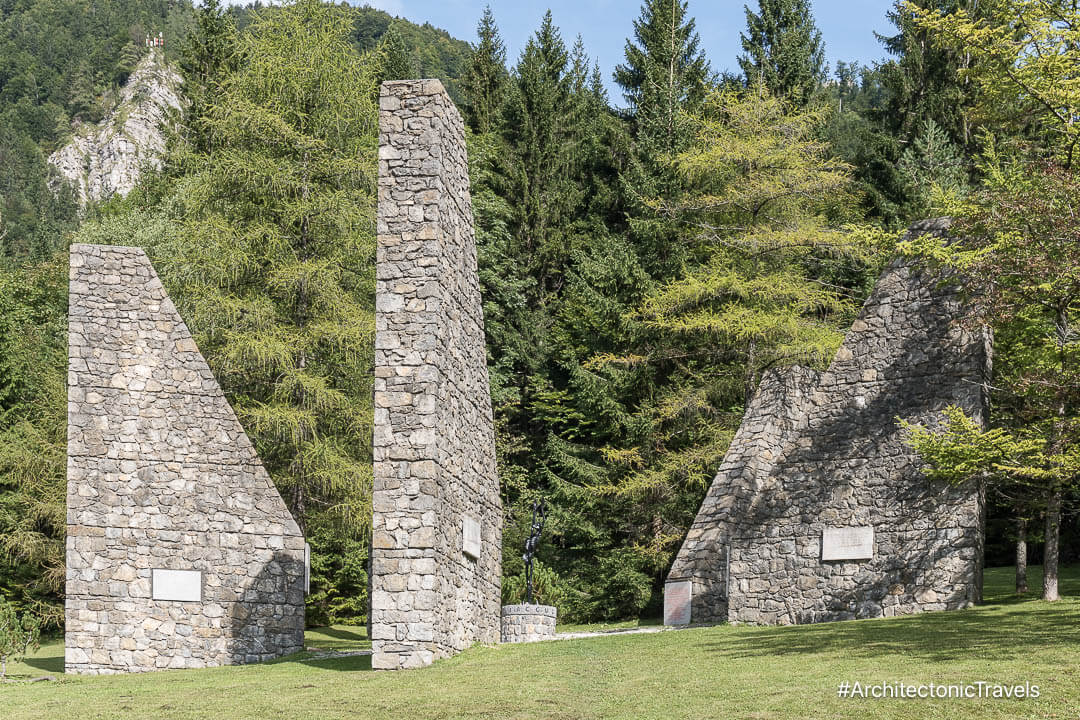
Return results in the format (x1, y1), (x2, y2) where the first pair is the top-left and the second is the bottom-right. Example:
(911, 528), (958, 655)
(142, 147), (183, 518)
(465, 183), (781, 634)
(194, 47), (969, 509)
(49, 49), (182, 206)
(66, 244), (305, 674)
(665, 220), (990, 626)
(370, 80), (502, 670)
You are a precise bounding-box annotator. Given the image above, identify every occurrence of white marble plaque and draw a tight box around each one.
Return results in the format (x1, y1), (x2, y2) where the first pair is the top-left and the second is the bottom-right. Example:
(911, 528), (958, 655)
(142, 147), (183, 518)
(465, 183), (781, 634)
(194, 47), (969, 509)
(462, 515), (482, 560)
(664, 580), (692, 625)
(304, 542), (311, 595)
(151, 569), (202, 602)
(821, 526), (874, 561)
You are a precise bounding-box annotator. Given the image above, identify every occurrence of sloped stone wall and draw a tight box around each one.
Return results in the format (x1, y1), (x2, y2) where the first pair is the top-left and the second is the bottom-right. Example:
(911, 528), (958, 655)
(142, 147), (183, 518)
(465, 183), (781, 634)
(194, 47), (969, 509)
(666, 220), (989, 626)
(371, 79), (502, 670)
(66, 244), (305, 674)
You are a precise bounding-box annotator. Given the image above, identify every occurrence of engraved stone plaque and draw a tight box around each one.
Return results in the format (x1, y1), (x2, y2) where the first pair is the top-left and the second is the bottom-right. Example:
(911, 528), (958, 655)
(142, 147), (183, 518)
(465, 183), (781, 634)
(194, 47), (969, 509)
(821, 526), (874, 561)
(664, 580), (692, 625)
(151, 569), (202, 602)
(462, 515), (482, 560)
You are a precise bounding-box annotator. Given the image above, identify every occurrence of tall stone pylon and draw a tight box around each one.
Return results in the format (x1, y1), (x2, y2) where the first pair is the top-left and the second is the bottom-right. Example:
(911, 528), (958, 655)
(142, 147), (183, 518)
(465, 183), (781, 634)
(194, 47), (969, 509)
(65, 244), (306, 674)
(370, 80), (502, 670)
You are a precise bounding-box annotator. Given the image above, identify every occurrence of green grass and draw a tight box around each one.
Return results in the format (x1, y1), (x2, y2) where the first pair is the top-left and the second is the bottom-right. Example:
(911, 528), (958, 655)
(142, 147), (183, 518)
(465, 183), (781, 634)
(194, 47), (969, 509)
(2, 565), (1078, 719)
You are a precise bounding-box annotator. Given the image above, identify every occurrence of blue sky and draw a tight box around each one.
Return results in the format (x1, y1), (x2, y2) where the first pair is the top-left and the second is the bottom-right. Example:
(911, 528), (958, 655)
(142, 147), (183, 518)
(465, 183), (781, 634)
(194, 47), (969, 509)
(226, 1), (899, 102)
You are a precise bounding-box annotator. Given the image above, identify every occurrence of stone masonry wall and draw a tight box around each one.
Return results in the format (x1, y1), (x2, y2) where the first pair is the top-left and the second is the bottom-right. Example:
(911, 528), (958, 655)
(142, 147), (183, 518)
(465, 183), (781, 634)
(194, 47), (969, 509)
(500, 605), (557, 643)
(371, 79), (502, 670)
(666, 220), (990, 626)
(66, 244), (305, 674)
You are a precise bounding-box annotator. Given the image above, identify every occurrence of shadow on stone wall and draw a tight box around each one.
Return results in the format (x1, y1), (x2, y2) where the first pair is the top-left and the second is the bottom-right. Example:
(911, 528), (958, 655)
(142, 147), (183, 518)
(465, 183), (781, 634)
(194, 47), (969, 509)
(227, 550), (307, 665)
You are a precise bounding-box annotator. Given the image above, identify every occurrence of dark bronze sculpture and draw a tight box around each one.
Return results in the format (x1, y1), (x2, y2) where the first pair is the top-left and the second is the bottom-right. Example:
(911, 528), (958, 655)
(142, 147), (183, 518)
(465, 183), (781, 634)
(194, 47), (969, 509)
(522, 499), (547, 604)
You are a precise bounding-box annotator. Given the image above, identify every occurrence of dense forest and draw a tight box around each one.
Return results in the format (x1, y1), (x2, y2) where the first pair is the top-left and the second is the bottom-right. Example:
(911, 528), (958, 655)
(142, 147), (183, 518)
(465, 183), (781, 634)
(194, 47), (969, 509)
(0, 0), (1076, 627)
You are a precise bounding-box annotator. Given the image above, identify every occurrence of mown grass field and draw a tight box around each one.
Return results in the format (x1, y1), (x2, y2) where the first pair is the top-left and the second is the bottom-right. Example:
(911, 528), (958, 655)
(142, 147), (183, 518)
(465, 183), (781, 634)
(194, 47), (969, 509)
(2, 565), (1078, 719)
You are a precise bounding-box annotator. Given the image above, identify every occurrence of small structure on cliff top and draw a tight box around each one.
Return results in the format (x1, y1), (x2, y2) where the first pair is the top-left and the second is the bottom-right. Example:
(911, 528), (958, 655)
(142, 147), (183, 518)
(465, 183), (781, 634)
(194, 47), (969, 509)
(66, 244), (306, 674)
(664, 219), (991, 627)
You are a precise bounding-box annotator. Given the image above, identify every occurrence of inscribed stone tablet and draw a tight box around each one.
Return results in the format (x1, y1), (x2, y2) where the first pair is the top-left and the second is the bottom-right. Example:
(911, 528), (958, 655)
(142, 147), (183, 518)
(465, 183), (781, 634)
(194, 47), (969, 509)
(151, 569), (202, 602)
(462, 515), (482, 560)
(821, 526), (874, 561)
(664, 580), (692, 625)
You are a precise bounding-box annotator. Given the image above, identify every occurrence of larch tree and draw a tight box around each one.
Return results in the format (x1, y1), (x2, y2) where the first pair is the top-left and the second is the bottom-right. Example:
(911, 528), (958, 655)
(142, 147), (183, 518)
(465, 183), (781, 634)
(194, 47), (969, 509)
(157, 0), (380, 612)
(738, 0), (826, 106)
(906, 0), (1080, 164)
(569, 88), (878, 613)
(901, 158), (1080, 602)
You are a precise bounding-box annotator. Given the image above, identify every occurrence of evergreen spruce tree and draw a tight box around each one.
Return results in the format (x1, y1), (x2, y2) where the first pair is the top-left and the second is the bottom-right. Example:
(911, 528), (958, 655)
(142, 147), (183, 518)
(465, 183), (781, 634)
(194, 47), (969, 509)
(613, 0), (710, 153)
(462, 5), (507, 134)
(876, 0), (982, 149)
(501, 10), (578, 296)
(614, 0), (710, 280)
(179, 0), (241, 154)
(378, 24), (416, 82)
(738, 0), (826, 106)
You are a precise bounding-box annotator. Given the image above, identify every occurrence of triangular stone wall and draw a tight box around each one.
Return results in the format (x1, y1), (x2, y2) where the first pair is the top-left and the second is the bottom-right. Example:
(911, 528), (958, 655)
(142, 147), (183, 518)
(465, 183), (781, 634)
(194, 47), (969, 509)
(65, 243), (306, 674)
(665, 220), (990, 626)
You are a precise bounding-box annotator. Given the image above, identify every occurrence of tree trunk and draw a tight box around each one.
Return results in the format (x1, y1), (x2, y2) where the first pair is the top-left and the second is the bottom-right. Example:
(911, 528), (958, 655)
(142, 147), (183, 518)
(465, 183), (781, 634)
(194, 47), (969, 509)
(1015, 515), (1028, 594)
(1043, 488), (1061, 602)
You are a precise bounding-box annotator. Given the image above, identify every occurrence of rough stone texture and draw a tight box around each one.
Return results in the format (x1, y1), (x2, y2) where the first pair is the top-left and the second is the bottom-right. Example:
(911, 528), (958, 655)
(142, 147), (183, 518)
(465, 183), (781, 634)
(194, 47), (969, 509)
(500, 605), (557, 643)
(66, 244), (305, 674)
(371, 79), (502, 670)
(666, 220), (990, 626)
(49, 49), (183, 206)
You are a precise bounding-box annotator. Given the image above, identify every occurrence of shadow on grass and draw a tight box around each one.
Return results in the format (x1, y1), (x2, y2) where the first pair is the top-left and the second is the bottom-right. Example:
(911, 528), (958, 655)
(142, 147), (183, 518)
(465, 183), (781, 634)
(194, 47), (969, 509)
(20, 652), (64, 675)
(293, 654), (372, 672)
(264, 649), (373, 672)
(310, 626), (368, 643)
(700, 565), (1080, 664)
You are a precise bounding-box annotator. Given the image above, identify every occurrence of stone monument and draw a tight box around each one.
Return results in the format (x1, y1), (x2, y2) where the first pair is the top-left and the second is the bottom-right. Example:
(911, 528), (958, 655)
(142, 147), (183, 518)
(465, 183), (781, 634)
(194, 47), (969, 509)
(665, 220), (990, 626)
(66, 244), (306, 674)
(370, 79), (502, 670)
(501, 499), (557, 643)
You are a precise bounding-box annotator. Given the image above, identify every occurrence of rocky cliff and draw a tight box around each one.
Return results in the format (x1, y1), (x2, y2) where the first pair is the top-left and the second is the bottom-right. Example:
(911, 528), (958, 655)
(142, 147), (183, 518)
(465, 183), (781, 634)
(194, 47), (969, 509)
(49, 49), (183, 206)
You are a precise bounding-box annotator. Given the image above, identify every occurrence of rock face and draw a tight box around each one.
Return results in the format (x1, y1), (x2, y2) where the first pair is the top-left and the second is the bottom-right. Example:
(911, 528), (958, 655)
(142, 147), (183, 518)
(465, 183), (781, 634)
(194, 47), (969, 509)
(49, 49), (183, 206)
(370, 80), (502, 670)
(665, 220), (990, 626)
(65, 244), (306, 674)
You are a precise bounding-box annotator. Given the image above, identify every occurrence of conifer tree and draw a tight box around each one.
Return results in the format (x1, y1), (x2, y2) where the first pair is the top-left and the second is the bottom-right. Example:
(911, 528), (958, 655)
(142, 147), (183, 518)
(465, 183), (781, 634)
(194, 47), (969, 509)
(613, 0), (710, 153)
(567, 88), (877, 610)
(378, 24), (416, 82)
(462, 5), (507, 133)
(179, 0), (241, 154)
(161, 0), (378, 549)
(501, 10), (578, 295)
(876, 0), (983, 149)
(739, 0), (825, 106)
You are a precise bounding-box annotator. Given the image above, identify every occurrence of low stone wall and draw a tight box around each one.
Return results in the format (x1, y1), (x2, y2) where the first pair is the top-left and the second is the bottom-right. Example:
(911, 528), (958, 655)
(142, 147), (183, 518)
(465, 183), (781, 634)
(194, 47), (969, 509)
(500, 605), (557, 643)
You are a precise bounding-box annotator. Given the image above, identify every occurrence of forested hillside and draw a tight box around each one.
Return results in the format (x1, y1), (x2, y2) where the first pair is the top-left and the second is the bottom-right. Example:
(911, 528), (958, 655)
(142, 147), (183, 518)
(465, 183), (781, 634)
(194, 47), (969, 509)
(0, 0), (1076, 627)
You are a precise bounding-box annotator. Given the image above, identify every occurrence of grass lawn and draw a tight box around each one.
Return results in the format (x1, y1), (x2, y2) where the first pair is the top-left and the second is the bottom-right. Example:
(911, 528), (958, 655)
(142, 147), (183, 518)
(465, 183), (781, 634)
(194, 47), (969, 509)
(2, 565), (1078, 719)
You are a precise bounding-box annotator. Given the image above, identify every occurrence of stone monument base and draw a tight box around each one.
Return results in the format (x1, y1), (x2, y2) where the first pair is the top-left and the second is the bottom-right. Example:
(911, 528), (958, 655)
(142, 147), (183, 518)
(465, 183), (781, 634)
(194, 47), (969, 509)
(501, 604), (556, 643)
